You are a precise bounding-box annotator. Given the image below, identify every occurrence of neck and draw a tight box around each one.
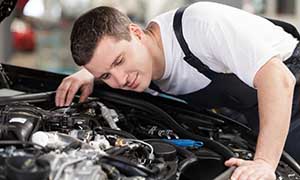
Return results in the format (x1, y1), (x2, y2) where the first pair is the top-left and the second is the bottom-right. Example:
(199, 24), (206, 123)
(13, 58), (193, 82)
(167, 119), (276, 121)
(144, 22), (165, 80)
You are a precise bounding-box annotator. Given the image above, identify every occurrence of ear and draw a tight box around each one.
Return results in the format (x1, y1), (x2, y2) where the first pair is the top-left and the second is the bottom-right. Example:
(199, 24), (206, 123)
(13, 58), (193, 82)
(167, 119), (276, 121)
(128, 23), (144, 40)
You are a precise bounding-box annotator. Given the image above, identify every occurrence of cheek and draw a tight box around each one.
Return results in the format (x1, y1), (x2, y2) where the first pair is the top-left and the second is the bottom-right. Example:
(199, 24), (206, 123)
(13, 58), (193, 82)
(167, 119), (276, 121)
(131, 43), (149, 66)
(136, 53), (151, 72)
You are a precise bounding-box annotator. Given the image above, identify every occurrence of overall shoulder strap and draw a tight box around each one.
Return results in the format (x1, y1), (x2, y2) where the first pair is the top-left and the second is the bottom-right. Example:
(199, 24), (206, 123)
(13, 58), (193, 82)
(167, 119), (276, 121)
(266, 18), (300, 40)
(173, 6), (216, 78)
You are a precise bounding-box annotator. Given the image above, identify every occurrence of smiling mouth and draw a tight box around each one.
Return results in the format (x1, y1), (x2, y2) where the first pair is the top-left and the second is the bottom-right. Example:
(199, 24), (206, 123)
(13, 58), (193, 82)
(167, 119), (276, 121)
(127, 73), (139, 89)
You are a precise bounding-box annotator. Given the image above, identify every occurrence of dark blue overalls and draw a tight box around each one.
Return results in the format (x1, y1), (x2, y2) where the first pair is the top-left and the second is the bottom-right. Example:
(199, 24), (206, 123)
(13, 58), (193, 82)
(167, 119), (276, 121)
(168, 6), (300, 163)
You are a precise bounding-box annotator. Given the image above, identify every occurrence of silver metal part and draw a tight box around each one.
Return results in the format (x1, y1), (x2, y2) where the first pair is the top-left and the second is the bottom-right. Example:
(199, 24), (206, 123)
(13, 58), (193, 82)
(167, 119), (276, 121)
(89, 134), (111, 150)
(98, 102), (120, 130)
(42, 149), (107, 180)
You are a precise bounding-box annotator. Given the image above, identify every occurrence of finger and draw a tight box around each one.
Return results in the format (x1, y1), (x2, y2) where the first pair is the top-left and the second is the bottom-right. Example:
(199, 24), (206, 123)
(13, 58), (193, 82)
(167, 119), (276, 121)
(65, 82), (81, 106)
(230, 166), (249, 180)
(248, 172), (262, 180)
(56, 80), (72, 106)
(79, 92), (88, 103)
(230, 167), (243, 180)
(238, 168), (256, 180)
(79, 87), (91, 103)
(225, 158), (244, 167)
(248, 171), (269, 180)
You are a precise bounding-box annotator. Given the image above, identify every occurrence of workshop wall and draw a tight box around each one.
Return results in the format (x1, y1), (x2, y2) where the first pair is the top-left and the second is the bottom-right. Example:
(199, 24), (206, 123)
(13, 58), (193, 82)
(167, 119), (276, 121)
(1, 0), (299, 75)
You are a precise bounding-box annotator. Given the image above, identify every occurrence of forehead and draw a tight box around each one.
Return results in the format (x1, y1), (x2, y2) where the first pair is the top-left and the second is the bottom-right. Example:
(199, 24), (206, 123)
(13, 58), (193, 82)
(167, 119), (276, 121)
(85, 36), (126, 74)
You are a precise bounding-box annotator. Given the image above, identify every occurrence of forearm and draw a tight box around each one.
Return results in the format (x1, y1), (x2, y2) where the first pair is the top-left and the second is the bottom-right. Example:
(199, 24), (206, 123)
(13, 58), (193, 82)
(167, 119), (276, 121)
(255, 91), (293, 169)
(254, 58), (295, 169)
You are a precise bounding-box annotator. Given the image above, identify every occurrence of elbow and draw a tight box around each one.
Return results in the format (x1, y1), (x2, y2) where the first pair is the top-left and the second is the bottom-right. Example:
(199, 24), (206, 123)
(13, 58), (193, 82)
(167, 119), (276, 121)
(281, 70), (296, 96)
(254, 58), (296, 93)
(289, 76), (296, 88)
(283, 71), (296, 90)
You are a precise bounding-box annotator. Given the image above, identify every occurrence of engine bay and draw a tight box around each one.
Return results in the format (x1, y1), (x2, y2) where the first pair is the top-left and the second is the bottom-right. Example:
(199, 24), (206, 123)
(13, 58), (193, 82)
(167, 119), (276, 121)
(0, 92), (229, 180)
(0, 79), (299, 180)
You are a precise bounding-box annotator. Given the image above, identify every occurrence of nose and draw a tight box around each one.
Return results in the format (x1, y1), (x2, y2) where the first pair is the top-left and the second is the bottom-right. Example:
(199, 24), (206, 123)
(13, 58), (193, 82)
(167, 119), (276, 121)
(111, 68), (127, 88)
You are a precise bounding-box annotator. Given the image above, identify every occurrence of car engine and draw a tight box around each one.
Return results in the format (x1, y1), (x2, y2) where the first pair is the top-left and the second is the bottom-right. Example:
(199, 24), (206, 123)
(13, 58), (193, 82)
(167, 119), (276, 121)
(0, 95), (210, 180)
(0, 88), (299, 180)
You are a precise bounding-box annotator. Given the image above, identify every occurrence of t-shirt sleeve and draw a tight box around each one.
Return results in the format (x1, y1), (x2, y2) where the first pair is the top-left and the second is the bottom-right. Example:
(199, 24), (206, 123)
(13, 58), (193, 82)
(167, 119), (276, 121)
(188, 15), (281, 88)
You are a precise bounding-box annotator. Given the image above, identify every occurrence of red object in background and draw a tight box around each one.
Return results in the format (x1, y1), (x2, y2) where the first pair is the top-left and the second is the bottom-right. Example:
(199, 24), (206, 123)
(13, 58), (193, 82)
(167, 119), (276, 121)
(17, 0), (29, 11)
(12, 0), (34, 51)
(11, 19), (36, 51)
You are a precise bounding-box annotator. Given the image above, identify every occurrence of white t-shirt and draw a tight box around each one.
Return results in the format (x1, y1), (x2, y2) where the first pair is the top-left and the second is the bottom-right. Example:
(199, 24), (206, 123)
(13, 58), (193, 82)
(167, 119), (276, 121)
(147, 2), (299, 96)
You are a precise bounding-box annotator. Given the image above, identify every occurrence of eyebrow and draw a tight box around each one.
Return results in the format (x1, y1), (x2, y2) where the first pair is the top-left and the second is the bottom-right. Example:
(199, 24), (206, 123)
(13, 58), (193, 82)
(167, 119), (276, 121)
(98, 53), (122, 79)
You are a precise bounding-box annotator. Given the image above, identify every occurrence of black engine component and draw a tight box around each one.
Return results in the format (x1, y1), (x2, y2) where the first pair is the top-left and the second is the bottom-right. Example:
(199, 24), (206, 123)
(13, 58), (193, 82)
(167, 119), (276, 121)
(151, 141), (177, 161)
(5, 156), (50, 180)
(0, 103), (43, 141)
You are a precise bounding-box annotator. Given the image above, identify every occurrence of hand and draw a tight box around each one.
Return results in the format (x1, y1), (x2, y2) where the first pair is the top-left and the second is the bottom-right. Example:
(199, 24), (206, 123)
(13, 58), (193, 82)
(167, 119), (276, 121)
(55, 68), (94, 106)
(225, 158), (276, 180)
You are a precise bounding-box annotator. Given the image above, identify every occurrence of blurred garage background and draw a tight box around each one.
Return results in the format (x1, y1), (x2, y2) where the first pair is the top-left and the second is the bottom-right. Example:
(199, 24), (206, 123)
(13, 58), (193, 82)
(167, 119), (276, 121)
(0, 0), (299, 75)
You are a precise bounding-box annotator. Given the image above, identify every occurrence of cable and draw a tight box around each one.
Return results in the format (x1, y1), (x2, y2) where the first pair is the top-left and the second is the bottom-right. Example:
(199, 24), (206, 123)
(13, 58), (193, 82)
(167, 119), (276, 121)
(125, 139), (154, 161)
(94, 127), (136, 139)
(214, 166), (237, 180)
(95, 91), (235, 159)
(281, 151), (300, 175)
(100, 155), (159, 176)
(144, 139), (198, 174)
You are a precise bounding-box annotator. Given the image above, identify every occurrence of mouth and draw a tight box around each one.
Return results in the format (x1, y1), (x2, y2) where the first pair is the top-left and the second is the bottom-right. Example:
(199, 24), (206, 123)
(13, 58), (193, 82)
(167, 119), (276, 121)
(127, 73), (139, 89)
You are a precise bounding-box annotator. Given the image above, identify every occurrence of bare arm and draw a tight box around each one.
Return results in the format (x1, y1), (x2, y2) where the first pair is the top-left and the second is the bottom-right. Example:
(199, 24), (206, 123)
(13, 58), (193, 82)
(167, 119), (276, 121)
(253, 56), (295, 169)
(225, 56), (295, 180)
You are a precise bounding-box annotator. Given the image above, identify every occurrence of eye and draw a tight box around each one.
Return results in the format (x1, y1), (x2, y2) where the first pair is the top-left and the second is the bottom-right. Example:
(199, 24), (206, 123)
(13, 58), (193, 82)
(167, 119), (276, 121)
(100, 73), (111, 80)
(115, 58), (124, 66)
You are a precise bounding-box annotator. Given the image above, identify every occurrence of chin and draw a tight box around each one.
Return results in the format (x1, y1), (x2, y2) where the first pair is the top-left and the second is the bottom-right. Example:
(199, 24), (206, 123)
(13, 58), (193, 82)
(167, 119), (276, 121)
(134, 87), (145, 92)
(130, 85), (145, 92)
(139, 81), (151, 92)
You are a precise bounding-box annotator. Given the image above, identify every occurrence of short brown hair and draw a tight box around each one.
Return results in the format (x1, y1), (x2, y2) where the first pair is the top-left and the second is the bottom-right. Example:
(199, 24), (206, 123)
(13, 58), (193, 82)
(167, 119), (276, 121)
(70, 6), (132, 66)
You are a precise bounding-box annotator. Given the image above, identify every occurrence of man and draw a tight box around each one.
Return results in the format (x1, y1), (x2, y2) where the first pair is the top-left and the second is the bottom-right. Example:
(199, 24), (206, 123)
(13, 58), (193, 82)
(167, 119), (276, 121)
(56, 2), (300, 180)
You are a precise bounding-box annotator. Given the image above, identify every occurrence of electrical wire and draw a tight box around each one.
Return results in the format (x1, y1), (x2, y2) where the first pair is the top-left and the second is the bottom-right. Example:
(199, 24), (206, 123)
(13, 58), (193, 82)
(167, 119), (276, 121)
(125, 139), (154, 161)
(95, 91), (235, 159)
(100, 155), (159, 176)
(94, 127), (136, 139)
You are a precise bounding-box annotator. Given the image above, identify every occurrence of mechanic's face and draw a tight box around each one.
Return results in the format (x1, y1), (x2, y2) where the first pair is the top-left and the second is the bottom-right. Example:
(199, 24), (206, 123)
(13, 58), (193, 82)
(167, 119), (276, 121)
(84, 25), (153, 92)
